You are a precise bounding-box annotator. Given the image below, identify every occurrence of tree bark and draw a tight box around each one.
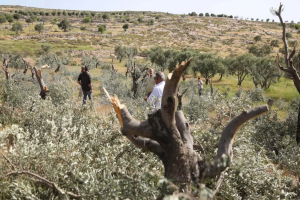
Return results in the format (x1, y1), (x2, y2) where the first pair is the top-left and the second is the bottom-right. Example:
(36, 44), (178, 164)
(104, 59), (269, 194)
(275, 3), (300, 145)
(33, 67), (48, 99)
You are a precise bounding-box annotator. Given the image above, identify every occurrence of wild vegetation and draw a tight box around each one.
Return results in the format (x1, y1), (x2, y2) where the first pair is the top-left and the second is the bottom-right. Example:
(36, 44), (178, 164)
(0, 3), (299, 200)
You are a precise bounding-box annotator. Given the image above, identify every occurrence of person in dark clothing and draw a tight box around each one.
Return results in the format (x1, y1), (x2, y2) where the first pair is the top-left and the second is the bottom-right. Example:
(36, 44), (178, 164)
(78, 66), (92, 105)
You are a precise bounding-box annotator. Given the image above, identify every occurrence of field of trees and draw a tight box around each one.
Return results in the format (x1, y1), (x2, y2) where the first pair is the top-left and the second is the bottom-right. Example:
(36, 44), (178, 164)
(0, 3), (299, 200)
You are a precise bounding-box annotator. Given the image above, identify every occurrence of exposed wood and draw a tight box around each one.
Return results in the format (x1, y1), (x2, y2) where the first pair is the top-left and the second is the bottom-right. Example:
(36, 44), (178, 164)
(33, 66), (49, 99)
(105, 57), (269, 193)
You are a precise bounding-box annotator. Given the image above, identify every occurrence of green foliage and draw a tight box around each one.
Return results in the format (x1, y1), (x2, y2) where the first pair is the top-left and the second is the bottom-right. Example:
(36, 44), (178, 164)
(80, 26), (86, 31)
(25, 18), (32, 24)
(102, 13), (110, 20)
(34, 23), (44, 34)
(82, 16), (91, 23)
(6, 14), (14, 23)
(295, 24), (300, 30)
(13, 13), (21, 20)
(167, 48), (199, 72)
(115, 45), (138, 61)
(148, 19), (154, 25)
(98, 24), (106, 34)
(248, 44), (271, 57)
(41, 44), (51, 54)
(58, 19), (70, 32)
(254, 35), (262, 42)
(249, 56), (281, 89)
(286, 32), (292, 38)
(270, 39), (279, 48)
(199, 13), (204, 16)
(0, 14), (7, 24)
(189, 12), (197, 16)
(11, 22), (23, 34)
(205, 13), (210, 17)
(81, 55), (102, 69)
(123, 23), (129, 31)
(146, 47), (176, 71)
(192, 53), (223, 83)
(227, 54), (256, 85)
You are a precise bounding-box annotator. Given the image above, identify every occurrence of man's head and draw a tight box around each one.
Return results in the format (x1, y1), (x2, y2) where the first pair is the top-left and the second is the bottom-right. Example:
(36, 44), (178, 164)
(154, 71), (165, 84)
(85, 66), (89, 72)
(149, 68), (154, 77)
(81, 67), (85, 72)
(198, 77), (200, 80)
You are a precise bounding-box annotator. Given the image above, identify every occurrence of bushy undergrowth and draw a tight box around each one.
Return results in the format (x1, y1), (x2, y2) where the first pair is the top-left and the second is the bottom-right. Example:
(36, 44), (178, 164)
(0, 68), (299, 199)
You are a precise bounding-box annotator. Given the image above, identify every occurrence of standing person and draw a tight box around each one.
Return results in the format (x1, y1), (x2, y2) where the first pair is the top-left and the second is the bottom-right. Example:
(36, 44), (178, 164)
(78, 66), (92, 105)
(198, 77), (203, 96)
(144, 68), (156, 101)
(77, 67), (84, 100)
(147, 71), (165, 112)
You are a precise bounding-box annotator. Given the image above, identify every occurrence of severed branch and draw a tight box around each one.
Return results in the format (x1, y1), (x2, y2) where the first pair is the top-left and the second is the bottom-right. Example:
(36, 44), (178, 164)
(103, 88), (153, 138)
(161, 58), (193, 128)
(201, 105), (269, 179)
(6, 171), (80, 199)
(33, 66), (49, 99)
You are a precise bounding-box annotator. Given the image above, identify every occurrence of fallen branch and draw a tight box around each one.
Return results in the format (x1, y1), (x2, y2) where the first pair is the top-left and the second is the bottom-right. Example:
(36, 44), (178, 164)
(0, 151), (15, 171)
(6, 171), (81, 199)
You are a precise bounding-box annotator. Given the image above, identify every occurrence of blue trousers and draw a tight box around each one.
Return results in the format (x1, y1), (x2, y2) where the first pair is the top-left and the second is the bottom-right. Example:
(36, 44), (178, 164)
(83, 90), (92, 105)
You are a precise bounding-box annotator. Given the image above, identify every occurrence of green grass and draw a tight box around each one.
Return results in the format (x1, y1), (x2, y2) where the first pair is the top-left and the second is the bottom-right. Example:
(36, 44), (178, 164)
(207, 74), (298, 101)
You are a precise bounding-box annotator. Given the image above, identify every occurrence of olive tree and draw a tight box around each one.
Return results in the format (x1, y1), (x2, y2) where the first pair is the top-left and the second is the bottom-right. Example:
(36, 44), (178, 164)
(192, 53), (223, 84)
(123, 23), (129, 31)
(270, 39), (279, 49)
(105, 59), (268, 197)
(11, 22), (23, 34)
(58, 19), (70, 32)
(228, 54), (256, 85)
(249, 56), (281, 89)
(34, 24), (44, 34)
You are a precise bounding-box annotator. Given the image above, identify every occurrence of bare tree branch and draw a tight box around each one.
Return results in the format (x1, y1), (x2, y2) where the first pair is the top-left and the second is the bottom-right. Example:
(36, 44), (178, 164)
(6, 171), (81, 199)
(161, 58), (193, 129)
(201, 105), (269, 179)
(0, 151), (15, 171)
(33, 66), (49, 99)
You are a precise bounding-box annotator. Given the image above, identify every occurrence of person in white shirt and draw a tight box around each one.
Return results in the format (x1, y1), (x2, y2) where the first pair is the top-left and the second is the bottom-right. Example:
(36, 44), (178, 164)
(146, 71), (165, 112)
(198, 77), (203, 96)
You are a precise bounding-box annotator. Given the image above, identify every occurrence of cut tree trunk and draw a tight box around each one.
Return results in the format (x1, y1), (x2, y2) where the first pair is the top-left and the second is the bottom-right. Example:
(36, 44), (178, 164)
(104, 59), (269, 195)
(33, 67), (48, 99)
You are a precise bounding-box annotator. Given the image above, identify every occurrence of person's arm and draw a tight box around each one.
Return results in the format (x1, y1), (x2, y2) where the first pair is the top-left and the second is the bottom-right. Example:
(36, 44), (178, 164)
(77, 74), (82, 86)
(90, 84), (93, 93)
(88, 73), (92, 92)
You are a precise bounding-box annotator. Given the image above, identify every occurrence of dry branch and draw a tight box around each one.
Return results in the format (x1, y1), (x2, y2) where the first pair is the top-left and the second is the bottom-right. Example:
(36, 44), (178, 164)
(202, 105), (269, 179)
(6, 171), (81, 199)
(33, 66), (49, 99)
